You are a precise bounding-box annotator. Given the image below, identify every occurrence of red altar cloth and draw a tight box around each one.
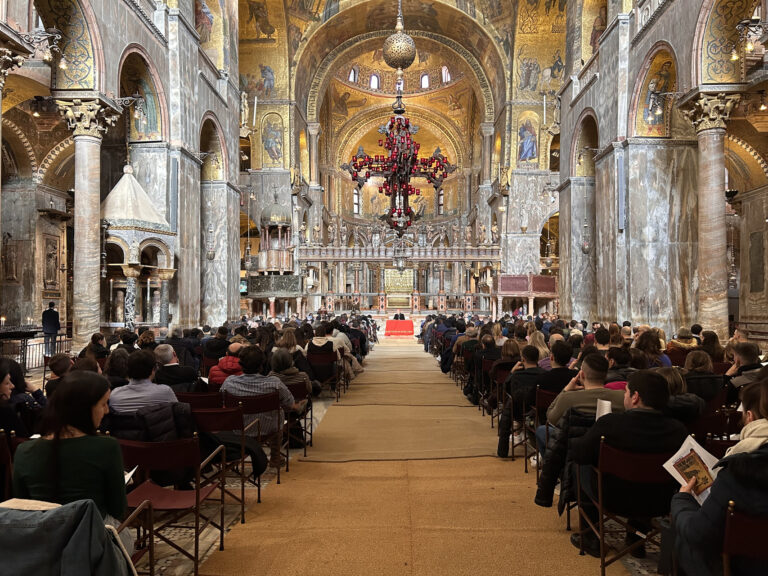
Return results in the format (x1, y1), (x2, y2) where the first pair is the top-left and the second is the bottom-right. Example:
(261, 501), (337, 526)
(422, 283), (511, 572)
(384, 319), (414, 336)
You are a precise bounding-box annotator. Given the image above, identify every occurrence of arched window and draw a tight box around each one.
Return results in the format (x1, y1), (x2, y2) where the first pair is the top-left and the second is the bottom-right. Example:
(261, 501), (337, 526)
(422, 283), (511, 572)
(348, 66), (358, 83)
(438, 189), (444, 215)
(441, 66), (451, 83)
(353, 187), (360, 214)
(420, 73), (430, 89)
(370, 74), (380, 90)
(395, 78), (404, 92)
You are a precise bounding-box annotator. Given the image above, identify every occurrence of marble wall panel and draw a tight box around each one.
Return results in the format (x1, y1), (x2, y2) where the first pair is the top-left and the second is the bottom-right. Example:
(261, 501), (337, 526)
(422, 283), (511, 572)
(201, 181), (229, 326)
(595, 153), (618, 322)
(176, 155), (201, 326)
(626, 141), (698, 335)
(227, 185), (241, 319)
(739, 188), (768, 325)
(132, 146), (171, 222)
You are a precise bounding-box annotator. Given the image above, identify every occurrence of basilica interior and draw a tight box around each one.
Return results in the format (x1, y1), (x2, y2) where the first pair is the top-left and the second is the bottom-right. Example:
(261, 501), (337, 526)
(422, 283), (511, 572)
(0, 0), (765, 348)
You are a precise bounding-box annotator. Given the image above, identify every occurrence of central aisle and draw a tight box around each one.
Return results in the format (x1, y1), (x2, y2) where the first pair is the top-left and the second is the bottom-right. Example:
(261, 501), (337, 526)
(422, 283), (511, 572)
(200, 339), (629, 576)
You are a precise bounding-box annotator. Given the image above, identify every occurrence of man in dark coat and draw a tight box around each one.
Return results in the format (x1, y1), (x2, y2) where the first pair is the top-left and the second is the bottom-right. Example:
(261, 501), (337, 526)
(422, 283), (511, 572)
(42, 302), (60, 356)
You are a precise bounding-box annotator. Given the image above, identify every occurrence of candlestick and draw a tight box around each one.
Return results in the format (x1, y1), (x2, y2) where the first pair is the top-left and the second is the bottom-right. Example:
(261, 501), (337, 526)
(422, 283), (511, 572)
(252, 95), (258, 126)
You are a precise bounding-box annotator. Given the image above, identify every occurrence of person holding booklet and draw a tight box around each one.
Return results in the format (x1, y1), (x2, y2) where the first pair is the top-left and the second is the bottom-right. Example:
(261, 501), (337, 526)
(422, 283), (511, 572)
(670, 380), (768, 576)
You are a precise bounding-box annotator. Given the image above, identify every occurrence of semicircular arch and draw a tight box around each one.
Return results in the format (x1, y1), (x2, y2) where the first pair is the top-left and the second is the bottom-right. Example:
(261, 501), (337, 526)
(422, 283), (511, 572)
(118, 44), (170, 142)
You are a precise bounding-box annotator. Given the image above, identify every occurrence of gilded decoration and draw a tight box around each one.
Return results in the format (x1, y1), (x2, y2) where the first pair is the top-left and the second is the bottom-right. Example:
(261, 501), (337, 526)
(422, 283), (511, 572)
(37, 0), (96, 89)
(724, 137), (768, 192)
(515, 110), (540, 169)
(581, 0), (606, 63)
(634, 51), (676, 137)
(261, 112), (284, 168)
(200, 121), (225, 180)
(120, 55), (162, 142)
(512, 0), (566, 99)
(56, 99), (118, 138)
(683, 93), (741, 132)
(701, 0), (754, 84)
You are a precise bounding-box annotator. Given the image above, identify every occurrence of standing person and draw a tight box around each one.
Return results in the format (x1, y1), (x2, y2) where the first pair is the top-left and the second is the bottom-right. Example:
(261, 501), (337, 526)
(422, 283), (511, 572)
(42, 302), (60, 357)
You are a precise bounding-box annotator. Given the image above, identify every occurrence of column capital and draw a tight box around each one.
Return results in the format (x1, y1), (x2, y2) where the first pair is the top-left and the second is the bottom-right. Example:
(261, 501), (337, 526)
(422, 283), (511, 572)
(479, 122), (495, 138)
(56, 99), (119, 138)
(683, 93), (741, 133)
(120, 264), (142, 278)
(0, 48), (26, 89)
(157, 268), (176, 282)
(307, 122), (322, 136)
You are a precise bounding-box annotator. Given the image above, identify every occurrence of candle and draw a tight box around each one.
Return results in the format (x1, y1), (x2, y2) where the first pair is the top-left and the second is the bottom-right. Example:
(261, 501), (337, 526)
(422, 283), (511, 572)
(252, 95), (258, 126)
(0, 316), (5, 327)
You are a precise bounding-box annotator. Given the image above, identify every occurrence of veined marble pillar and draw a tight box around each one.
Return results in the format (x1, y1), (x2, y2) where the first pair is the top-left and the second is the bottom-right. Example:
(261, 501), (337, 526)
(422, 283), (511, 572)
(684, 93), (740, 340)
(308, 122), (321, 187)
(57, 99), (118, 350)
(201, 181), (229, 326)
(268, 296), (276, 319)
(158, 268), (176, 327)
(480, 123), (494, 185)
(121, 265), (142, 331)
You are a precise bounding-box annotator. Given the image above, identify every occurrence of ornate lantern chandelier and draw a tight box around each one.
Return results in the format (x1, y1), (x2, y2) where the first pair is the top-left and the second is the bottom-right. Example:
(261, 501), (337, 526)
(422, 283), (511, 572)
(342, 0), (455, 237)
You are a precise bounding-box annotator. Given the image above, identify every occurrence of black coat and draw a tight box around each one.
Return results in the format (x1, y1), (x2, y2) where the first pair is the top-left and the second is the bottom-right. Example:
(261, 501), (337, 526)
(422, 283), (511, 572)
(671, 444), (768, 576)
(535, 367), (577, 394)
(41, 308), (60, 334)
(155, 364), (199, 387)
(684, 371), (724, 403)
(571, 409), (688, 517)
(202, 337), (229, 359)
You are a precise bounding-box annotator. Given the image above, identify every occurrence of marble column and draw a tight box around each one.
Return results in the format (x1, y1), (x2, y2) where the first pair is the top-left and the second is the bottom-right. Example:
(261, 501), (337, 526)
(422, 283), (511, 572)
(201, 181), (229, 326)
(480, 122), (494, 185)
(121, 265), (142, 331)
(158, 268), (176, 327)
(296, 296), (303, 319)
(268, 296), (276, 319)
(56, 99), (118, 350)
(684, 93), (740, 340)
(307, 122), (321, 187)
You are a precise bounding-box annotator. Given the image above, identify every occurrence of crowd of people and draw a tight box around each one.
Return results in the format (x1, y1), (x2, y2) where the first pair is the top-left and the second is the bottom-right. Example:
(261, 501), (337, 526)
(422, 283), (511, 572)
(420, 313), (768, 576)
(0, 312), (378, 557)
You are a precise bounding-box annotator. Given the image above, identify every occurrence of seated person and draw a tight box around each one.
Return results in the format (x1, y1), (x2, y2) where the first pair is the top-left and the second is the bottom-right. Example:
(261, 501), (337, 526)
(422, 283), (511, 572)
(78, 332), (110, 360)
(44, 353), (74, 397)
(268, 348), (312, 396)
(605, 346), (637, 387)
(202, 326), (230, 360)
(682, 351), (724, 404)
(656, 366), (705, 424)
(208, 342), (245, 393)
(114, 331), (139, 354)
(671, 380), (768, 576)
(72, 356), (101, 373)
(570, 370), (688, 557)
(154, 344), (199, 387)
(546, 353), (624, 427)
(0, 359), (29, 437)
(7, 357), (46, 410)
(221, 346), (303, 469)
(496, 345), (545, 458)
(108, 350), (177, 414)
(725, 342), (763, 397)
(137, 330), (157, 351)
(12, 371), (127, 527)
(102, 348), (130, 389)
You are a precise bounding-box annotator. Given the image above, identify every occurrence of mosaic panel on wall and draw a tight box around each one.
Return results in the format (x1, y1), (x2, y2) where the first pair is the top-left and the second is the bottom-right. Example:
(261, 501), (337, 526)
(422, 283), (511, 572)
(120, 56), (163, 142)
(701, 0), (754, 84)
(581, 0), (606, 63)
(37, 0), (96, 89)
(634, 51), (676, 138)
(261, 112), (284, 169)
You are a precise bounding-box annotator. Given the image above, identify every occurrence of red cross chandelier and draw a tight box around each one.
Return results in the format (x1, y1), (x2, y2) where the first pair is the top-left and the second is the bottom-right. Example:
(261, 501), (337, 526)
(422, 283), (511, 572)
(341, 0), (456, 237)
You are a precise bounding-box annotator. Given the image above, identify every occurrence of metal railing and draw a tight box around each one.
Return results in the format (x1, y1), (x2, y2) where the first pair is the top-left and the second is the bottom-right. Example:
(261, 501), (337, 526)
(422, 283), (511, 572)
(0, 335), (72, 371)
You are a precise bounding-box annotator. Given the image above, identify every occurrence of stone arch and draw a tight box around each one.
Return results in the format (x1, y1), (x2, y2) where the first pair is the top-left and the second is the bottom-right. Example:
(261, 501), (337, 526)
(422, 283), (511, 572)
(571, 108), (599, 178)
(118, 44), (169, 142)
(629, 42), (678, 138)
(693, 0), (759, 86)
(105, 237), (129, 263)
(199, 112), (227, 180)
(36, 137), (73, 184)
(2, 118), (38, 178)
(35, 0), (104, 91)
(305, 30), (496, 124)
(139, 238), (172, 268)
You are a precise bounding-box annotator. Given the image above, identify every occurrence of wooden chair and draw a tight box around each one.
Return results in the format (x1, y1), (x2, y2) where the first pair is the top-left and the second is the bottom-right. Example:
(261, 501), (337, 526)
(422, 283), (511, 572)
(0, 429), (12, 501)
(575, 438), (675, 576)
(713, 361), (733, 375)
(285, 382), (313, 457)
(222, 390), (289, 483)
(176, 392), (223, 410)
(201, 355), (218, 378)
(307, 351), (342, 401)
(489, 365), (511, 429)
(523, 386), (559, 477)
(192, 407), (259, 522)
(119, 435), (225, 576)
(666, 348), (690, 367)
(118, 499), (155, 576)
(722, 500), (768, 575)
(704, 433), (737, 459)
(480, 357), (496, 420)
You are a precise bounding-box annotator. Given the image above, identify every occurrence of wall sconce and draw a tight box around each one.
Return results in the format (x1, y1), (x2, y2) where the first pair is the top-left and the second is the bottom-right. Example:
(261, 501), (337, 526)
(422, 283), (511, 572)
(116, 93), (147, 127)
(581, 217), (592, 254)
(100, 219), (109, 278)
(577, 147), (599, 166)
(206, 222), (216, 260)
(197, 151), (221, 168)
(22, 27), (67, 69)
(736, 17), (766, 53)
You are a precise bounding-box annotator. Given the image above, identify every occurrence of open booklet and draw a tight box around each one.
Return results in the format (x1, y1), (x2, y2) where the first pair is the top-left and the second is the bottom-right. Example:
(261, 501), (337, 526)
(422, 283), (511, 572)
(595, 399), (612, 420)
(663, 436), (720, 505)
(124, 465), (138, 485)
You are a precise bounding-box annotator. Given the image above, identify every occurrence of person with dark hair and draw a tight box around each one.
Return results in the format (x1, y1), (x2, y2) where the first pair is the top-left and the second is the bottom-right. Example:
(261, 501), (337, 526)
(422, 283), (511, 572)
(115, 330), (139, 354)
(699, 331), (725, 362)
(221, 346), (302, 469)
(0, 358), (29, 437)
(268, 348), (312, 396)
(689, 323), (703, 344)
(605, 346), (636, 386)
(73, 356), (100, 373)
(635, 329), (672, 368)
(78, 332), (109, 360)
(108, 350), (176, 413)
(670, 380), (768, 576)
(137, 330), (157, 351)
(45, 353), (74, 397)
(570, 370), (688, 557)
(102, 348), (130, 388)
(12, 371), (126, 524)
(42, 301), (60, 356)
(682, 350), (723, 402)
(725, 342), (762, 390)
(656, 366), (705, 423)
(6, 357), (46, 410)
(546, 353), (623, 426)
(202, 326), (230, 360)
(593, 327), (610, 354)
(566, 331), (583, 354)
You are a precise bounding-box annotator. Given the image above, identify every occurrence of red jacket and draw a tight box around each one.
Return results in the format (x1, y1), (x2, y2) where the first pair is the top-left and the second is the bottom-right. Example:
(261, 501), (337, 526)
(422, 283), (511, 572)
(208, 355), (243, 392)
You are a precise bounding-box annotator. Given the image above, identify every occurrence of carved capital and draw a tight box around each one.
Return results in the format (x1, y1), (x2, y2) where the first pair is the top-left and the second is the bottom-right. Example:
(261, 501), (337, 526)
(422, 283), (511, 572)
(480, 122), (495, 138)
(0, 49), (26, 90)
(120, 264), (142, 279)
(683, 93), (741, 133)
(157, 268), (176, 282)
(56, 99), (119, 138)
(307, 122), (321, 137)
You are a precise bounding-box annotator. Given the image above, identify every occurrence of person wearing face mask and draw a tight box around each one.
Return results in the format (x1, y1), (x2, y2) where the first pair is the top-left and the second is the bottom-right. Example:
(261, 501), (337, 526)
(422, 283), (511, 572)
(670, 380), (768, 576)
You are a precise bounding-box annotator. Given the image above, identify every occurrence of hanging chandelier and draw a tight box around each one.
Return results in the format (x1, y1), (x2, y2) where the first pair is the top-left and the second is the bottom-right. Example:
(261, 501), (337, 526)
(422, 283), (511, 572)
(342, 0), (455, 237)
